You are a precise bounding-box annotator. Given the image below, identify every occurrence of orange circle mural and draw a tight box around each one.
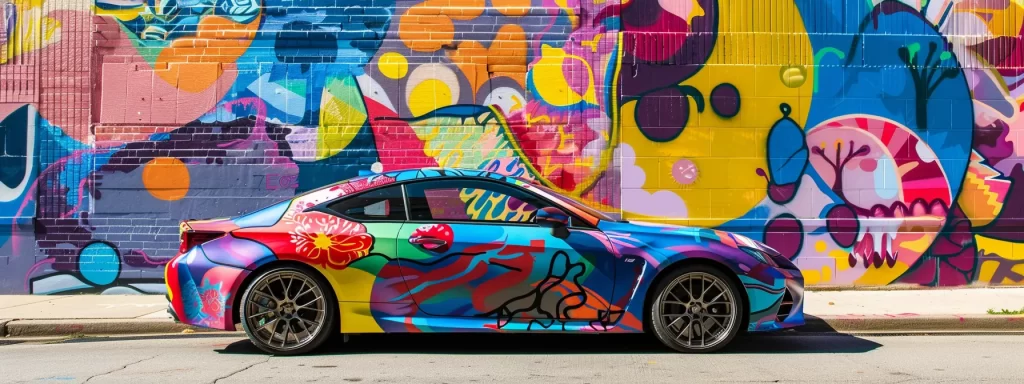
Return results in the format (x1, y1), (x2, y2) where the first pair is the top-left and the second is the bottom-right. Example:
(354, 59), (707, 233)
(142, 157), (191, 201)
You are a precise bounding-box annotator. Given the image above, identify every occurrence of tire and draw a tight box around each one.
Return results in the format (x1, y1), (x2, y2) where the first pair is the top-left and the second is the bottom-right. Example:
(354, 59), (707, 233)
(239, 266), (337, 355)
(649, 264), (745, 353)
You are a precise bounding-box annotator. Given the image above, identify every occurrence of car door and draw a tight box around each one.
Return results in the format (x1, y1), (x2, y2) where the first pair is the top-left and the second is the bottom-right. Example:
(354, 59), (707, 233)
(394, 178), (619, 330)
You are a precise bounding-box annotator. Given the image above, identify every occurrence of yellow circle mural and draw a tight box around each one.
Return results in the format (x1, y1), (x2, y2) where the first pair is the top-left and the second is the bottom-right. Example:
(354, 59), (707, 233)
(379, 52), (409, 79)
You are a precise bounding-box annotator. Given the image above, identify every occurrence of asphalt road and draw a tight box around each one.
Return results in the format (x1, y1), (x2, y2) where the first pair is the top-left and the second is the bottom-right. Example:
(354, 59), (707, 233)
(1, 332), (1021, 383)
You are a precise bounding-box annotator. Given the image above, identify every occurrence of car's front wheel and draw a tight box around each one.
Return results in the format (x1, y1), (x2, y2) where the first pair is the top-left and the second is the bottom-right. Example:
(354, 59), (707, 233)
(649, 265), (744, 353)
(240, 266), (336, 355)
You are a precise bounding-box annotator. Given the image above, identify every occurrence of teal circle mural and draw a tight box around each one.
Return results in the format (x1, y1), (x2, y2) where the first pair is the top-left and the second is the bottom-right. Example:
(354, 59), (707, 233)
(78, 242), (121, 286)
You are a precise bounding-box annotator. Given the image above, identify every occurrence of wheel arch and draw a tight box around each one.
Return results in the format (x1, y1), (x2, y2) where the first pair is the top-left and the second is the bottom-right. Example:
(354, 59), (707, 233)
(230, 260), (339, 330)
(642, 257), (750, 333)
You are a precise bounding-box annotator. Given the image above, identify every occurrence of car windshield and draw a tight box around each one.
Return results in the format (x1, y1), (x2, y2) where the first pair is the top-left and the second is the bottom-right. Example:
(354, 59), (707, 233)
(529, 184), (620, 222)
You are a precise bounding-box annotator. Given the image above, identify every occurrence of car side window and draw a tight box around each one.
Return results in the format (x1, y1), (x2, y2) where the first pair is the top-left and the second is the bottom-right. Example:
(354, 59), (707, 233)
(404, 179), (550, 223)
(326, 185), (406, 221)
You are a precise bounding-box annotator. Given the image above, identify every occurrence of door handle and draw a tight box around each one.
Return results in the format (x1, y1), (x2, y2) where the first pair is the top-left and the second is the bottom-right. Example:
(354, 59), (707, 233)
(409, 236), (448, 251)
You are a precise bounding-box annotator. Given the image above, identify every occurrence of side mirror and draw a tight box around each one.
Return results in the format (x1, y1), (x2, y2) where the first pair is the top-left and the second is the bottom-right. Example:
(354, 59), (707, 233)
(535, 207), (569, 228)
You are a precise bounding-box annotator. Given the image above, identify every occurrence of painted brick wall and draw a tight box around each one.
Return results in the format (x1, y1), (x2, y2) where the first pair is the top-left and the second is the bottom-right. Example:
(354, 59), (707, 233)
(2, 0), (1024, 294)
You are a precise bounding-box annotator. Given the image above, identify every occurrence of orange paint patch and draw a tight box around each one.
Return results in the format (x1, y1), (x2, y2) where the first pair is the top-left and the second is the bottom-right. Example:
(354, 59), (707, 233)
(424, 0), (486, 21)
(155, 15), (260, 93)
(492, 0), (532, 16)
(399, 5), (456, 52)
(142, 157), (191, 201)
(446, 24), (527, 95)
(488, 24), (527, 68)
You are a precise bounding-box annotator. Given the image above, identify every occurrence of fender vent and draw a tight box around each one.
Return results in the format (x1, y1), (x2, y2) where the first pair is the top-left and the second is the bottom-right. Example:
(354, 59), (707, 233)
(776, 288), (795, 322)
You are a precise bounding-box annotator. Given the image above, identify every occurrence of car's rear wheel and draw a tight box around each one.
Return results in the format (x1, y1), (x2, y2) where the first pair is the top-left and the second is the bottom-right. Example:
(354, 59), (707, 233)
(649, 265), (744, 353)
(240, 266), (336, 355)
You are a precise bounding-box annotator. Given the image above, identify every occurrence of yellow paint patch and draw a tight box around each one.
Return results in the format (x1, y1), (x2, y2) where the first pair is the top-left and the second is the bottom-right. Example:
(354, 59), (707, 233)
(327, 267), (385, 333)
(318, 94), (367, 160)
(1, 7), (61, 64)
(326, 267), (378, 302)
(621, 0), (813, 227)
(978, 259), (1001, 284)
(93, 5), (146, 22)
(529, 45), (597, 107)
(408, 79), (454, 117)
(855, 262), (910, 286)
(901, 235), (935, 254)
(379, 52), (409, 79)
(802, 269), (820, 285)
(339, 303), (385, 333)
(959, 155), (1009, 227)
(976, 235), (1024, 261)
(829, 250), (851, 272)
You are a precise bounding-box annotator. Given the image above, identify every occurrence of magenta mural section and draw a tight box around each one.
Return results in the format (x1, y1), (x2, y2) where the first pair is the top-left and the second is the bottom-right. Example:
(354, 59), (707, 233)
(2, 0), (1024, 293)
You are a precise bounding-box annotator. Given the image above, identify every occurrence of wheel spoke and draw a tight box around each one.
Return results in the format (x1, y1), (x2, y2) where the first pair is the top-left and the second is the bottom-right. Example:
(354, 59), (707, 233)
(297, 295), (323, 309)
(300, 318), (320, 329)
(294, 279), (310, 300)
(277, 276), (291, 301)
(280, 322), (291, 348)
(296, 317), (312, 335)
(262, 318), (280, 345)
(706, 315), (725, 330)
(667, 287), (686, 303)
(700, 320), (706, 347)
(664, 314), (686, 329)
(252, 289), (276, 303)
(703, 317), (718, 337)
(707, 290), (727, 305)
(699, 279), (716, 302)
(248, 310), (274, 320)
(284, 276), (295, 301)
(674, 321), (693, 342)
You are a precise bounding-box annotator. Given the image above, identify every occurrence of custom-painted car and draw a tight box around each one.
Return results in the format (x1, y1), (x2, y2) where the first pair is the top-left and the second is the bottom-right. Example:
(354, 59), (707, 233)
(165, 168), (804, 354)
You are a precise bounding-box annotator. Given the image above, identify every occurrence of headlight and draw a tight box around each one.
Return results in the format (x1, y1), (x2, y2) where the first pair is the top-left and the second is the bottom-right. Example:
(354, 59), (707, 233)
(741, 247), (778, 267)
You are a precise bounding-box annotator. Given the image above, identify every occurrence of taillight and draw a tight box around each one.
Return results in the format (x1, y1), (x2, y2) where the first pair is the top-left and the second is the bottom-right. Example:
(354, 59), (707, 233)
(179, 231), (225, 253)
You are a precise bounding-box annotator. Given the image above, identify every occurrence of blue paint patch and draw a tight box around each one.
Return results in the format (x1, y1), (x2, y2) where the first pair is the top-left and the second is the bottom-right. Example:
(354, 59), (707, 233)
(78, 242), (121, 286)
(149, 132), (171, 141)
(767, 110), (808, 185)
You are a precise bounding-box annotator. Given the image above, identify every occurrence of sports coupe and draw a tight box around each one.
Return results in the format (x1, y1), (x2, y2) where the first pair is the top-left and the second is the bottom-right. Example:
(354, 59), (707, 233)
(165, 168), (804, 354)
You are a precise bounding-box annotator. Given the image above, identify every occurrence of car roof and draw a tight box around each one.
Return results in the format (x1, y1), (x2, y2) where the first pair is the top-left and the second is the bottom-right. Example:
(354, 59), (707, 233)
(303, 167), (531, 197)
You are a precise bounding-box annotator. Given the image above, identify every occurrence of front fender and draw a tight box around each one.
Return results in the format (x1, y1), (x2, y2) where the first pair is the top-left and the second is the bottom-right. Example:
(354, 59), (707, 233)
(601, 225), (791, 332)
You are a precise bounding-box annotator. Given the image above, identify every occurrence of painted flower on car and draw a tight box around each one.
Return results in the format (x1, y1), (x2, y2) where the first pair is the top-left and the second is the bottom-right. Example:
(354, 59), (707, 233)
(289, 212), (374, 269)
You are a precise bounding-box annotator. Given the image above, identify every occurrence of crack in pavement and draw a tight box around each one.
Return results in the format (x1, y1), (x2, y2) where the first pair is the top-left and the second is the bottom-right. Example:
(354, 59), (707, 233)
(211, 357), (272, 384)
(83, 355), (161, 383)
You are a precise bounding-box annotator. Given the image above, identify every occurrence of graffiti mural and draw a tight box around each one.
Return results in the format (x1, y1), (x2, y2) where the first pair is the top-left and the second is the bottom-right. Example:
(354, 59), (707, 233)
(3, 0), (1024, 293)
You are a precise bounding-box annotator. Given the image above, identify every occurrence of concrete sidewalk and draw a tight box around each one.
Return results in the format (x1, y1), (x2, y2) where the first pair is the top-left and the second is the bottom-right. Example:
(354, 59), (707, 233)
(2, 288), (1023, 337)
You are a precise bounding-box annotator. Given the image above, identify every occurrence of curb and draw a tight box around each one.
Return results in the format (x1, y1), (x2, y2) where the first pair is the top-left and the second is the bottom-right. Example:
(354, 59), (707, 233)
(3, 315), (1023, 337)
(1, 319), (229, 337)
(802, 315), (1024, 333)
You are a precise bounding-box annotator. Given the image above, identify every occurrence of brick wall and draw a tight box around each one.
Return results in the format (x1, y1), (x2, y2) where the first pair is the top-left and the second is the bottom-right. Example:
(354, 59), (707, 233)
(1, 0), (1024, 293)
